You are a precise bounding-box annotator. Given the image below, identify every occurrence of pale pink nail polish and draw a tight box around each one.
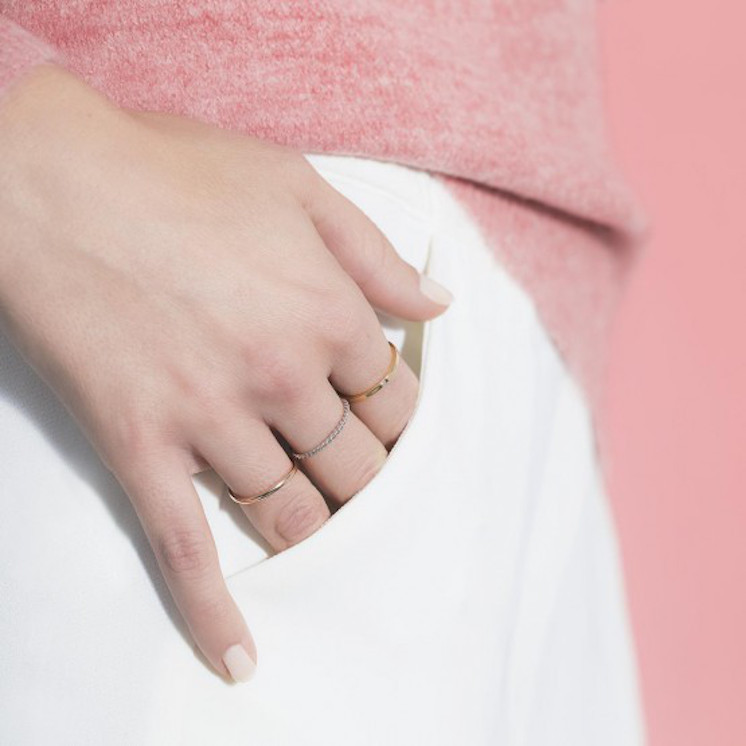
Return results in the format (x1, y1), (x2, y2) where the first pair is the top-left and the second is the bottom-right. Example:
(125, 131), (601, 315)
(223, 644), (257, 683)
(419, 274), (454, 305)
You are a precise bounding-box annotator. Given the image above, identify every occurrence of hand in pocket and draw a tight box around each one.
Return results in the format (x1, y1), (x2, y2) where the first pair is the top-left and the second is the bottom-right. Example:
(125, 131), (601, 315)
(0, 64), (453, 680)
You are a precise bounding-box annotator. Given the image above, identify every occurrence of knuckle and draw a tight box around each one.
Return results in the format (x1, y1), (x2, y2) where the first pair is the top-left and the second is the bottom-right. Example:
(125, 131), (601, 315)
(274, 495), (329, 546)
(315, 287), (371, 353)
(235, 335), (262, 368)
(103, 403), (164, 469)
(189, 393), (233, 435)
(251, 347), (307, 403)
(157, 528), (214, 576)
(169, 379), (230, 440)
(155, 365), (227, 435)
(172, 370), (223, 414)
(356, 227), (393, 291)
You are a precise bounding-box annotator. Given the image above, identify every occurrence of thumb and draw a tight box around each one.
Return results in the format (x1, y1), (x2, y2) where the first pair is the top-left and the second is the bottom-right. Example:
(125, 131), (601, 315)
(302, 167), (454, 320)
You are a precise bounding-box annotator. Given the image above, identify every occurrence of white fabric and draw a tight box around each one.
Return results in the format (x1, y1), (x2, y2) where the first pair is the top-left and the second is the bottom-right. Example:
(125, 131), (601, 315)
(0, 154), (646, 745)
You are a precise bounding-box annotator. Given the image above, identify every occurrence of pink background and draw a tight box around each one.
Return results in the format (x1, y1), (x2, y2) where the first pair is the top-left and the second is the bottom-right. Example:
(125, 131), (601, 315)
(598, 2), (745, 744)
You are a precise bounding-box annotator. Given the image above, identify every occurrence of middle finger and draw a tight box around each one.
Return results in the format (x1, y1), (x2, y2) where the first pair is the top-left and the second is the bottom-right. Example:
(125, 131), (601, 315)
(265, 381), (388, 508)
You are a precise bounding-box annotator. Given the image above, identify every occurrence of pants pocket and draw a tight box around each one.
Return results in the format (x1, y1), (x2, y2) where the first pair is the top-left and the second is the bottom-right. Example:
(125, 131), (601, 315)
(148, 167), (580, 746)
(196, 159), (442, 579)
(222, 230), (443, 583)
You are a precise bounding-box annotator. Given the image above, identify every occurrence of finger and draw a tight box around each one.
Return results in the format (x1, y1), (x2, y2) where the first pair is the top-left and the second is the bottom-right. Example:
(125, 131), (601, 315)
(324, 307), (420, 449)
(301, 165), (454, 320)
(340, 348), (420, 451)
(120, 452), (258, 684)
(263, 381), (388, 508)
(194, 419), (331, 550)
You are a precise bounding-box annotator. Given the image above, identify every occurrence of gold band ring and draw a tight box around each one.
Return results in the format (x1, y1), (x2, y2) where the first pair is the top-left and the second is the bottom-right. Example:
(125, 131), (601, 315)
(338, 341), (400, 403)
(227, 462), (298, 506)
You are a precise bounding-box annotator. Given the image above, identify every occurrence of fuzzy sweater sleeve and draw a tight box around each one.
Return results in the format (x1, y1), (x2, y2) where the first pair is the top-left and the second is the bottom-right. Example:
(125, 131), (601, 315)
(0, 16), (63, 100)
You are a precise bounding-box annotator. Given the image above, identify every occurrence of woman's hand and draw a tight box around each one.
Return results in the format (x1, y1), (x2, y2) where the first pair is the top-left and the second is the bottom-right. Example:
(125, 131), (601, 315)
(0, 64), (452, 682)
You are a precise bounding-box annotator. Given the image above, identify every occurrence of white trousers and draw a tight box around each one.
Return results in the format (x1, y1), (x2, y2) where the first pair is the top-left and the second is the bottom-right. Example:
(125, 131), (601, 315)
(0, 154), (645, 745)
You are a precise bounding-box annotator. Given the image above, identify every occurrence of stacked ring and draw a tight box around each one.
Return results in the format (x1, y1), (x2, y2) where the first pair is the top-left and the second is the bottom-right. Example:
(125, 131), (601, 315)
(292, 397), (351, 460)
(227, 340), (401, 506)
(227, 462), (298, 506)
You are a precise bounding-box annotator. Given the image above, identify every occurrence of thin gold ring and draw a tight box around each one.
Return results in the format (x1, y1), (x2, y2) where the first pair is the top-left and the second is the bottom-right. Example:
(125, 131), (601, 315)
(227, 462), (298, 506)
(338, 341), (400, 403)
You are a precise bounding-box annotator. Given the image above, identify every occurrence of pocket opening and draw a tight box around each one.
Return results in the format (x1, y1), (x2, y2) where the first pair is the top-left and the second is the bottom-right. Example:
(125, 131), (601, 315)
(224, 236), (440, 580)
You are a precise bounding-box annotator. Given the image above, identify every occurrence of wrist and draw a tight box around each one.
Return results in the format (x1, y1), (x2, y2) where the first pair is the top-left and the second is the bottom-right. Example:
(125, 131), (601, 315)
(0, 63), (130, 296)
(0, 62), (122, 156)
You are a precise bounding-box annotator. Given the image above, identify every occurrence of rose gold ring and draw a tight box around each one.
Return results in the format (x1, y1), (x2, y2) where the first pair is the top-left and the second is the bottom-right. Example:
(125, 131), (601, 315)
(227, 462), (298, 506)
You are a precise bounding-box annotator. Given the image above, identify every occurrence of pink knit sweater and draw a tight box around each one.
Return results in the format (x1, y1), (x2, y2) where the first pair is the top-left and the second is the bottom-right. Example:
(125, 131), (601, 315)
(0, 2), (645, 447)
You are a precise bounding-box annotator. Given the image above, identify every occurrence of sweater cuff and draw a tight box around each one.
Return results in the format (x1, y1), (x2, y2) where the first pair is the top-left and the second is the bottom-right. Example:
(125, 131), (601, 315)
(0, 17), (65, 100)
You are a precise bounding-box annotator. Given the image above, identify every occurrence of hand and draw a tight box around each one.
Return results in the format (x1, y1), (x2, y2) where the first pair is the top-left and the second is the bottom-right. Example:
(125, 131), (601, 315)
(0, 64), (453, 681)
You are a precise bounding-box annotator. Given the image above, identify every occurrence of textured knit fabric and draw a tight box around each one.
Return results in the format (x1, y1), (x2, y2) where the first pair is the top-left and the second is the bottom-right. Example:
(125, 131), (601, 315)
(0, 2), (646, 459)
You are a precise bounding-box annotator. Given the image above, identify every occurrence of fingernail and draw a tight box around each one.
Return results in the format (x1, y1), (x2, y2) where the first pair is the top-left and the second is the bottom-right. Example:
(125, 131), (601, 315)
(376, 448), (388, 468)
(419, 274), (454, 306)
(223, 644), (257, 683)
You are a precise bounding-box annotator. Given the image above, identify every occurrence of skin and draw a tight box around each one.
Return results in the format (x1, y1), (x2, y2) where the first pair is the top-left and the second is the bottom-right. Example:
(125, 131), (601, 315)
(0, 64), (452, 681)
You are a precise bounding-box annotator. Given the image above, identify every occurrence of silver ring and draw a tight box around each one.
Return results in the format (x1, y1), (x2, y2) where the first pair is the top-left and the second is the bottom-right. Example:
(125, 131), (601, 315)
(292, 398), (351, 460)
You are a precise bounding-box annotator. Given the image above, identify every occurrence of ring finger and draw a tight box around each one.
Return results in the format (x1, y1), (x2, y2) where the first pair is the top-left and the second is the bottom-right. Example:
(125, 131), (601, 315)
(265, 381), (388, 510)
